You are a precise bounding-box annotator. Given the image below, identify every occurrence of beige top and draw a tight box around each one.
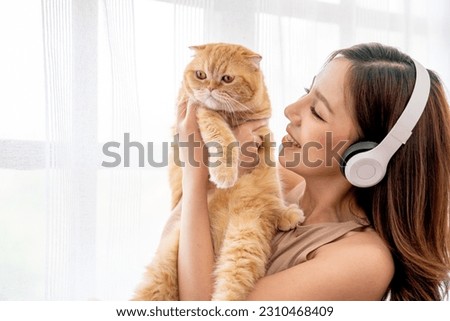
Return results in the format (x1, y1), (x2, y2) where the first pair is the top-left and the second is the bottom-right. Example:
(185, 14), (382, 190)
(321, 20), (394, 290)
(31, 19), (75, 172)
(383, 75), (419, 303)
(266, 220), (369, 275)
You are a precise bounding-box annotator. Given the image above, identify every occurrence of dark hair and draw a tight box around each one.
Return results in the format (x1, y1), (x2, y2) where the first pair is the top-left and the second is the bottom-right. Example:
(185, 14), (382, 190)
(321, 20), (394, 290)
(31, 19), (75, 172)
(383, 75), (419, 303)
(329, 43), (450, 300)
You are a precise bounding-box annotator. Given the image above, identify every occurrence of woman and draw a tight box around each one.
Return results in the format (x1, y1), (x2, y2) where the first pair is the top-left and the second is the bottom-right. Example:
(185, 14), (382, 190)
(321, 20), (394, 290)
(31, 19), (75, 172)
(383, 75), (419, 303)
(176, 43), (450, 300)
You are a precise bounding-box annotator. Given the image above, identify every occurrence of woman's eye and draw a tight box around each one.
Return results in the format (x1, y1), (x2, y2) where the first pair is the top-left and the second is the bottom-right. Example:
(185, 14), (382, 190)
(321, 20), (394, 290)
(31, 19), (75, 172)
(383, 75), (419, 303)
(195, 70), (207, 80)
(310, 106), (325, 121)
(221, 75), (234, 83)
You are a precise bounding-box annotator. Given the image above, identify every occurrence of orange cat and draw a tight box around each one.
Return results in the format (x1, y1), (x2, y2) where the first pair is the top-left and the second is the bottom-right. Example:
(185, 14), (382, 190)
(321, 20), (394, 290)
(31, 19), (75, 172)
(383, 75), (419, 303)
(132, 43), (304, 301)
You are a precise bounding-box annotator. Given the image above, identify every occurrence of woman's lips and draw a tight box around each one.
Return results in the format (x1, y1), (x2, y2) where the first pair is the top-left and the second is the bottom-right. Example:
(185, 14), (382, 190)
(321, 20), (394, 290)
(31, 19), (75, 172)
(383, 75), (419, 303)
(282, 133), (301, 148)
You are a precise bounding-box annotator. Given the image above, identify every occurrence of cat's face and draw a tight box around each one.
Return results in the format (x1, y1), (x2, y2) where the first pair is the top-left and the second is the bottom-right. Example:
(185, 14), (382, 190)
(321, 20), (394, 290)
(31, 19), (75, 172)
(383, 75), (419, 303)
(184, 43), (263, 113)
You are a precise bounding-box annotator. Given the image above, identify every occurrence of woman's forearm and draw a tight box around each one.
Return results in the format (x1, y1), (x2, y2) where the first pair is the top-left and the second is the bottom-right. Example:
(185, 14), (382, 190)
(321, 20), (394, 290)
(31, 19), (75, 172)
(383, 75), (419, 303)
(178, 170), (215, 300)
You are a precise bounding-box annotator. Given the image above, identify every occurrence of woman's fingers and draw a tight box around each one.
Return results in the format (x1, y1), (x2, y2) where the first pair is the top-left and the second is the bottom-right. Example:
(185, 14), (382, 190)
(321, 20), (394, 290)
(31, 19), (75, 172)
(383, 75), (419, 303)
(233, 118), (269, 146)
(177, 99), (188, 123)
(177, 99), (201, 138)
(177, 99), (196, 122)
(184, 100), (200, 126)
(236, 119), (268, 133)
(231, 119), (271, 176)
(175, 100), (207, 171)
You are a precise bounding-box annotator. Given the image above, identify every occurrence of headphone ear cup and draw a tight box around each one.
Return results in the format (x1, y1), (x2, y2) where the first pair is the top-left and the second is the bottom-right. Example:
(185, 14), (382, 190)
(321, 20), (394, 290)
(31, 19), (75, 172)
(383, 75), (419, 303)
(340, 141), (379, 177)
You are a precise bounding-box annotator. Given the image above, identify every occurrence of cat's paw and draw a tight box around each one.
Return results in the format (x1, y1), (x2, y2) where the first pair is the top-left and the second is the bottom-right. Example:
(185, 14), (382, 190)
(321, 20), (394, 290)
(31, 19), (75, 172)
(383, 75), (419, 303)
(277, 204), (305, 231)
(209, 165), (239, 189)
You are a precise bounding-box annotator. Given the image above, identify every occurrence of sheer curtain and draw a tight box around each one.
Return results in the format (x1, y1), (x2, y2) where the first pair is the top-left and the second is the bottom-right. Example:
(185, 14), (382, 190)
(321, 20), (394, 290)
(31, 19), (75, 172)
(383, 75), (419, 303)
(0, 0), (449, 300)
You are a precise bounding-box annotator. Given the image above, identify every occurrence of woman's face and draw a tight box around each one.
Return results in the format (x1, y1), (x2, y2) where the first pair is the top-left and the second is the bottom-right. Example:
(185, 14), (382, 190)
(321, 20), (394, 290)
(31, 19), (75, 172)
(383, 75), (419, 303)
(279, 58), (360, 178)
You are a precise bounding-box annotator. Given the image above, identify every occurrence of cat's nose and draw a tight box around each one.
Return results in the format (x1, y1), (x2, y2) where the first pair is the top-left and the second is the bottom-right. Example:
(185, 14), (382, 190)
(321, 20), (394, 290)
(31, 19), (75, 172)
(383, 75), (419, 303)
(207, 81), (219, 92)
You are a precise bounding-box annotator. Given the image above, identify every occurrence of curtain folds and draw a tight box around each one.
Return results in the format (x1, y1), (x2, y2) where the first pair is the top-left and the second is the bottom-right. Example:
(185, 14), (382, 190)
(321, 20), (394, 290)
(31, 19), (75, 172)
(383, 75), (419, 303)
(42, 0), (99, 300)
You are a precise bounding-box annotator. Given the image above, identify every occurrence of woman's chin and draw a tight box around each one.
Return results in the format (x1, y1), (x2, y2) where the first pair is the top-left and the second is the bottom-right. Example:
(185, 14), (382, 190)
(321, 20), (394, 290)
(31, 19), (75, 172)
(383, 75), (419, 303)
(278, 153), (301, 172)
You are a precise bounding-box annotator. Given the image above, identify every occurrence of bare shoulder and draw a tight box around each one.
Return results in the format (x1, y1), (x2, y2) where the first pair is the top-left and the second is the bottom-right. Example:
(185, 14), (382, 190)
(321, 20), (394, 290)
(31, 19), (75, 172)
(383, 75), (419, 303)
(248, 225), (394, 300)
(318, 226), (393, 265)
(314, 227), (394, 295)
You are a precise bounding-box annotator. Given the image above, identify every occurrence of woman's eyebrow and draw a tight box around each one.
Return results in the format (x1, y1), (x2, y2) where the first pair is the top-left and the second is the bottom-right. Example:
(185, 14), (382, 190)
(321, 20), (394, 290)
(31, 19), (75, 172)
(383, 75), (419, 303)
(309, 76), (316, 90)
(315, 89), (334, 114)
(308, 76), (334, 114)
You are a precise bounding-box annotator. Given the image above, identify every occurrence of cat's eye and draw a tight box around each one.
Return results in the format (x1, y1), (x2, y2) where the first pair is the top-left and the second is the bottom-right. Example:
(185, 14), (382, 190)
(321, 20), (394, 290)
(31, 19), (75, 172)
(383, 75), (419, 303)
(195, 70), (207, 80)
(221, 75), (234, 83)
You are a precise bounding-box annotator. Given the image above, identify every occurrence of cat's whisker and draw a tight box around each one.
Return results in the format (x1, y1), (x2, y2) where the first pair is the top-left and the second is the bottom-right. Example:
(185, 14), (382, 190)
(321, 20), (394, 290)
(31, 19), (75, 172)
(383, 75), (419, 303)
(225, 101), (240, 126)
(219, 93), (253, 114)
(216, 96), (240, 125)
(211, 92), (236, 117)
(223, 99), (235, 114)
(213, 92), (251, 115)
(223, 102), (239, 126)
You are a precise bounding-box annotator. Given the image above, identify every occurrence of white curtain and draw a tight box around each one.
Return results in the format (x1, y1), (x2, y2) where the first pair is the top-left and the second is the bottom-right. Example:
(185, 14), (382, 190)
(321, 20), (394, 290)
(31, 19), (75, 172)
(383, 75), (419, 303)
(1, 0), (449, 300)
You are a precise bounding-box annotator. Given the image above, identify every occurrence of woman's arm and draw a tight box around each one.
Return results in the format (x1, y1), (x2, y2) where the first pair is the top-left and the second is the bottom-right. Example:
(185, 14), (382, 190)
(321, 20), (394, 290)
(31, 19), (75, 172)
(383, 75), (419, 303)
(177, 101), (215, 300)
(178, 170), (215, 300)
(176, 102), (276, 299)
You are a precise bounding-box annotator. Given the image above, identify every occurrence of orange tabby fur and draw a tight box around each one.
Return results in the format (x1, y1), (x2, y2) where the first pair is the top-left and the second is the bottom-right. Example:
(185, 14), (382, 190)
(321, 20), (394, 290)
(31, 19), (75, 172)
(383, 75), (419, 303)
(133, 43), (304, 301)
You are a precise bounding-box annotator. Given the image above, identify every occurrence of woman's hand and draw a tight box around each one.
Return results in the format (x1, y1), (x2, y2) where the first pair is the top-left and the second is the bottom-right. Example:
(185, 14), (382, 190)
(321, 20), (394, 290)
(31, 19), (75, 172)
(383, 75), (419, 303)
(232, 119), (269, 176)
(177, 99), (209, 184)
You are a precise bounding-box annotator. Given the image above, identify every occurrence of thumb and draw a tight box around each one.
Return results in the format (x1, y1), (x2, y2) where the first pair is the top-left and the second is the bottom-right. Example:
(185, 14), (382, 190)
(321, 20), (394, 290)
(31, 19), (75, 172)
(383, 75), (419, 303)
(177, 99), (199, 124)
(184, 99), (200, 122)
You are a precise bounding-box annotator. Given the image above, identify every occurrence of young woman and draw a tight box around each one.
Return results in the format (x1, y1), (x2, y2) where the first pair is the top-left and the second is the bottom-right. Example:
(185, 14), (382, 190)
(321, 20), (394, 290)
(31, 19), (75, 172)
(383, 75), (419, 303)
(176, 43), (450, 300)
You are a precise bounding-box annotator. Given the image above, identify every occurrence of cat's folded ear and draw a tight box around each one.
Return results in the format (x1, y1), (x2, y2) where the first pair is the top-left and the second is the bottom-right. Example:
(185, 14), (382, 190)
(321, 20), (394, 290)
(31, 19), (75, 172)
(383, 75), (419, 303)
(243, 51), (262, 69)
(188, 45), (207, 56)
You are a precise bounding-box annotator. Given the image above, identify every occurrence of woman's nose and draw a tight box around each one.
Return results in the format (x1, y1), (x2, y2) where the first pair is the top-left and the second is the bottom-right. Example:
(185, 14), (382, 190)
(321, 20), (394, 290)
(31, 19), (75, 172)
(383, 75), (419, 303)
(284, 102), (302, 125)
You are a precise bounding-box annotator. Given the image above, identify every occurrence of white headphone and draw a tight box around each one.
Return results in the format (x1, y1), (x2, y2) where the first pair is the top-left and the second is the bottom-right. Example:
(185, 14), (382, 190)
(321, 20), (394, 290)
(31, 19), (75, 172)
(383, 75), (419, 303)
(340, 59), (430, 188)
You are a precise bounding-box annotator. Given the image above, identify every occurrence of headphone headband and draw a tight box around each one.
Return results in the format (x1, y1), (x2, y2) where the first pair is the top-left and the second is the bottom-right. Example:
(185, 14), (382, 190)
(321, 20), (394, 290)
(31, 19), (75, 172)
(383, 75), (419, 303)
(343, 59), (430, 188)
(382, 59), (431, 146)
